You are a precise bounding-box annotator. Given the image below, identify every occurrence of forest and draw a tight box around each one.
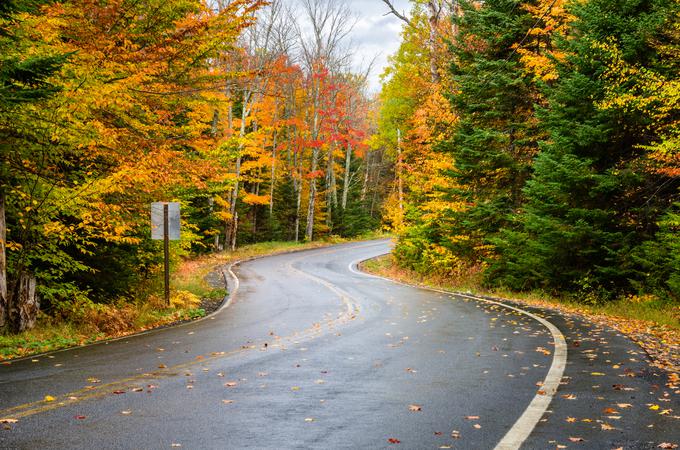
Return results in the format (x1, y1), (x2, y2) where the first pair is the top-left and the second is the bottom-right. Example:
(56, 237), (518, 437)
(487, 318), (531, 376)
(0, 0), (678, 337)
(378, 0), (679, 309)
(0, 0), (390, 334)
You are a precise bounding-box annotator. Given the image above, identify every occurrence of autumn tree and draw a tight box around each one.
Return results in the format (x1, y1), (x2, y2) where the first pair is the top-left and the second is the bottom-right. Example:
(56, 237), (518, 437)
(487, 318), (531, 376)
(0, 0), (261, 331)
(490, 0), (680, 300)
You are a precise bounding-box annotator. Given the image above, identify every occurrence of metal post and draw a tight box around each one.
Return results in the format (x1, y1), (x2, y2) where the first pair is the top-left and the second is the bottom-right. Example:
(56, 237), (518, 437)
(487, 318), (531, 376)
(163, 203), (170, 307)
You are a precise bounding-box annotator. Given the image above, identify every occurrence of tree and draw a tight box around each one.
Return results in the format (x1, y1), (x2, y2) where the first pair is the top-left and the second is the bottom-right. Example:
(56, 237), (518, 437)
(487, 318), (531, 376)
(0, 0), (261, 332)
(490, 0), (679, 299)
(0, 0), (69, 331)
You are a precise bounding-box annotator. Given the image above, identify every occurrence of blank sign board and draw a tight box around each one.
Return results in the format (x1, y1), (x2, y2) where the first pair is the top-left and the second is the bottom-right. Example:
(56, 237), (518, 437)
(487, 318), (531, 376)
(151, 202), (181, 240)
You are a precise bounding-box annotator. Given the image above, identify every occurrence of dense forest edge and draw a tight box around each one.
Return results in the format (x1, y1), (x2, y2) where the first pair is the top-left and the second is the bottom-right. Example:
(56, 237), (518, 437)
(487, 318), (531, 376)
(1, 0), (679, 361)
(0, 0), (390, 349)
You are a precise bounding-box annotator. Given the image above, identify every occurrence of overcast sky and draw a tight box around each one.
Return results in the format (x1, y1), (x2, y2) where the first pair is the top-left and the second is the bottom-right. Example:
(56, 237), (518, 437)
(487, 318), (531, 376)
(345, 0), (411, 93)
(286, 0), (412, 94)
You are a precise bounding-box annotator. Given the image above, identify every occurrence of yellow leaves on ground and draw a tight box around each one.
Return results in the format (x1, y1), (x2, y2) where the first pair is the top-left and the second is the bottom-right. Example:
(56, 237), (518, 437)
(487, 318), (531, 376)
(44, 395), (56, 402)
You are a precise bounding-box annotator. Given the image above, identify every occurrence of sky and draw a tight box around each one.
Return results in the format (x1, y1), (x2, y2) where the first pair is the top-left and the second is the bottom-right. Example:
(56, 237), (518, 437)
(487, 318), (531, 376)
(285, 0), (412, 94)
(345, 0), (411, 93)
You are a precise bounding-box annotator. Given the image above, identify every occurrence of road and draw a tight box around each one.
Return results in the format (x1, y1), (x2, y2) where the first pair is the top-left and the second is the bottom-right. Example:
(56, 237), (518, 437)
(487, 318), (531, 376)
(0, 240), (678, 449)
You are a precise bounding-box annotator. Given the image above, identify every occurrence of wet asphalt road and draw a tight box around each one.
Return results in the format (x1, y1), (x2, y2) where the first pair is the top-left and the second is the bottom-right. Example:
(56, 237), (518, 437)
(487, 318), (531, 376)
(0, 240), (678, 449)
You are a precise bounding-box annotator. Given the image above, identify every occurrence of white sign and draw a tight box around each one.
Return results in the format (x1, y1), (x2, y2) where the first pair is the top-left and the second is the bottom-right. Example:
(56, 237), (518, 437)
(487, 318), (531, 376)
(151, 202), (180, 240)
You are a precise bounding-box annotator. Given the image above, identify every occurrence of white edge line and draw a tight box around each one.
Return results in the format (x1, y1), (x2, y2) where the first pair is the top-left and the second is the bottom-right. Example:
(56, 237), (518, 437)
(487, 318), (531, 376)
(348, 254), (568, 450)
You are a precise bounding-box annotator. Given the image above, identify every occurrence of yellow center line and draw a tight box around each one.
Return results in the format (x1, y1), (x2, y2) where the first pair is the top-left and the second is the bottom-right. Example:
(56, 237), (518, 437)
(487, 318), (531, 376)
(0, 244), (364, 421)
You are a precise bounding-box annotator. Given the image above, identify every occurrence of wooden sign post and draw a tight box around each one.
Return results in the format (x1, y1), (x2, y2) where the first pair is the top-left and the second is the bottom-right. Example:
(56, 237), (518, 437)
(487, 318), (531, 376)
(151, 202), (180, 306)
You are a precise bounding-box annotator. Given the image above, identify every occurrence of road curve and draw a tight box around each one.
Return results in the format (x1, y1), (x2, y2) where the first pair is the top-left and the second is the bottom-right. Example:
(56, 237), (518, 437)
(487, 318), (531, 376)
(0, 240), (678, 449)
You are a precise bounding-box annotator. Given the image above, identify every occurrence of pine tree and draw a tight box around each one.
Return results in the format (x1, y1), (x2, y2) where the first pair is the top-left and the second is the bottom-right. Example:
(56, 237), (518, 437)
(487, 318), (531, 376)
(442, 0), (541, 262)
(490, 0), (678, 299)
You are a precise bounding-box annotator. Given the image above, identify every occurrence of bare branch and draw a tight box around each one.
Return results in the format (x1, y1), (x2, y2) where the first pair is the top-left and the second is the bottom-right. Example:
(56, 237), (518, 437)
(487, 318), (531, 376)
(381, 0), (413, 27)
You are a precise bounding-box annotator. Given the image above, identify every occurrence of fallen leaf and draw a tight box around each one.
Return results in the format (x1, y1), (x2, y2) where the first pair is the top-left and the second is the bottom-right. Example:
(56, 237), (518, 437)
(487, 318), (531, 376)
(601, 423), (615, 430)
(291, 386), (300, 391)
(121, 410), (132, 415)
(562, 394), (577, 400)
(591, 372), (605, 376)
(74, 415), (86, 420)
(158, 364), (167, 369)
(0, 419), (18, 424)
(451, 430), (461, 439)
(113, 390), (125, 395)
(569, 437), (585, 442)
(171, 444), (182, 448)
(566, 417), (577, 423)
(603, 408), (618, 414)
(44, 395), (56, 402)
(387, 438), (401, 444)
(304, 418), (314, 422)
(473, 424), (482, 429)
(658, 444), (678, 449)
(465, 415), (480, 420)
(222, 400), (234, 404)
(409, 404), (422, 412)
(650, 405), (661, 411)
(224, 382), (238, 387)
(617, 403), (632, 408)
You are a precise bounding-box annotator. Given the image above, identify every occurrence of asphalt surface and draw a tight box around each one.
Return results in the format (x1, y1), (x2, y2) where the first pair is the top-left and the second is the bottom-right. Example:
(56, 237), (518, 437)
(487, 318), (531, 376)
(0, 240), (678, 449)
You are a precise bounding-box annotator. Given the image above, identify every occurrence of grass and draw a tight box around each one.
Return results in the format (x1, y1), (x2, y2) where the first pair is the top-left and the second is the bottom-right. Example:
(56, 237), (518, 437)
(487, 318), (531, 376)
(362, 254), (679, 330)
(0, 233), (390, 362)
(362, 254), (679, 372)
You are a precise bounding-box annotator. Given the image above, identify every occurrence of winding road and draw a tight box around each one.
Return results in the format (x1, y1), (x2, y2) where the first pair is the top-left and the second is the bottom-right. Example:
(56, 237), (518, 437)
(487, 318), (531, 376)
(0, 240), (678, 449)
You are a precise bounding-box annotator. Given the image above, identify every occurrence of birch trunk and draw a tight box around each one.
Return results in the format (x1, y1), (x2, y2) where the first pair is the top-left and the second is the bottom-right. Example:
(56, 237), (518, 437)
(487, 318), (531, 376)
(341, 142), (352, 210)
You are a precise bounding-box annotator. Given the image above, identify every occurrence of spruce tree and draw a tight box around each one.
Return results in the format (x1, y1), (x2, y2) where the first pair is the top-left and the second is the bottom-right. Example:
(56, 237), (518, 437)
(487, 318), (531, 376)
(490, 0), (678, 299)
(443, 0), (541, 262)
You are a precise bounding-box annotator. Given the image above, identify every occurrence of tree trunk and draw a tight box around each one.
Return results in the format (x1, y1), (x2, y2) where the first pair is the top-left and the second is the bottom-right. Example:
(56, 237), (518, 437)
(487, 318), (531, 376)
(269, 130), (278, 216)
(325, 143), (335, 228)
(361, 150), (371, 201)
(397, 128), (404, 212)
(341, 143), (352, 210)
(227, 97), (249, 248)
(305, 80), (321, 242)
(0, 188), (7, 330)
(230, 212), (238, 252)
(293, 143), (302, 243)
(305, 147), (318, 241)
(8, 272), (39, 332)
(427, 2), (441, 83)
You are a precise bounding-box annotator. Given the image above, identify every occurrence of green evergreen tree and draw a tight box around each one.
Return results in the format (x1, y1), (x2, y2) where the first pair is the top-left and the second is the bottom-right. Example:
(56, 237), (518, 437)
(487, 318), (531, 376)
(490, 0), (678, 300)
(442, 0), (541, 262)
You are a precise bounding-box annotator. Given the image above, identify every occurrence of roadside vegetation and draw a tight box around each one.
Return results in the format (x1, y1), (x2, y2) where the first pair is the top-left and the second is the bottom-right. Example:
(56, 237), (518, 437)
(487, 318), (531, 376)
(377, 0), (679, 345)
(1, 0), (677, 369)
(0, 0), (389, 338)
(363, 254), (679, 372)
